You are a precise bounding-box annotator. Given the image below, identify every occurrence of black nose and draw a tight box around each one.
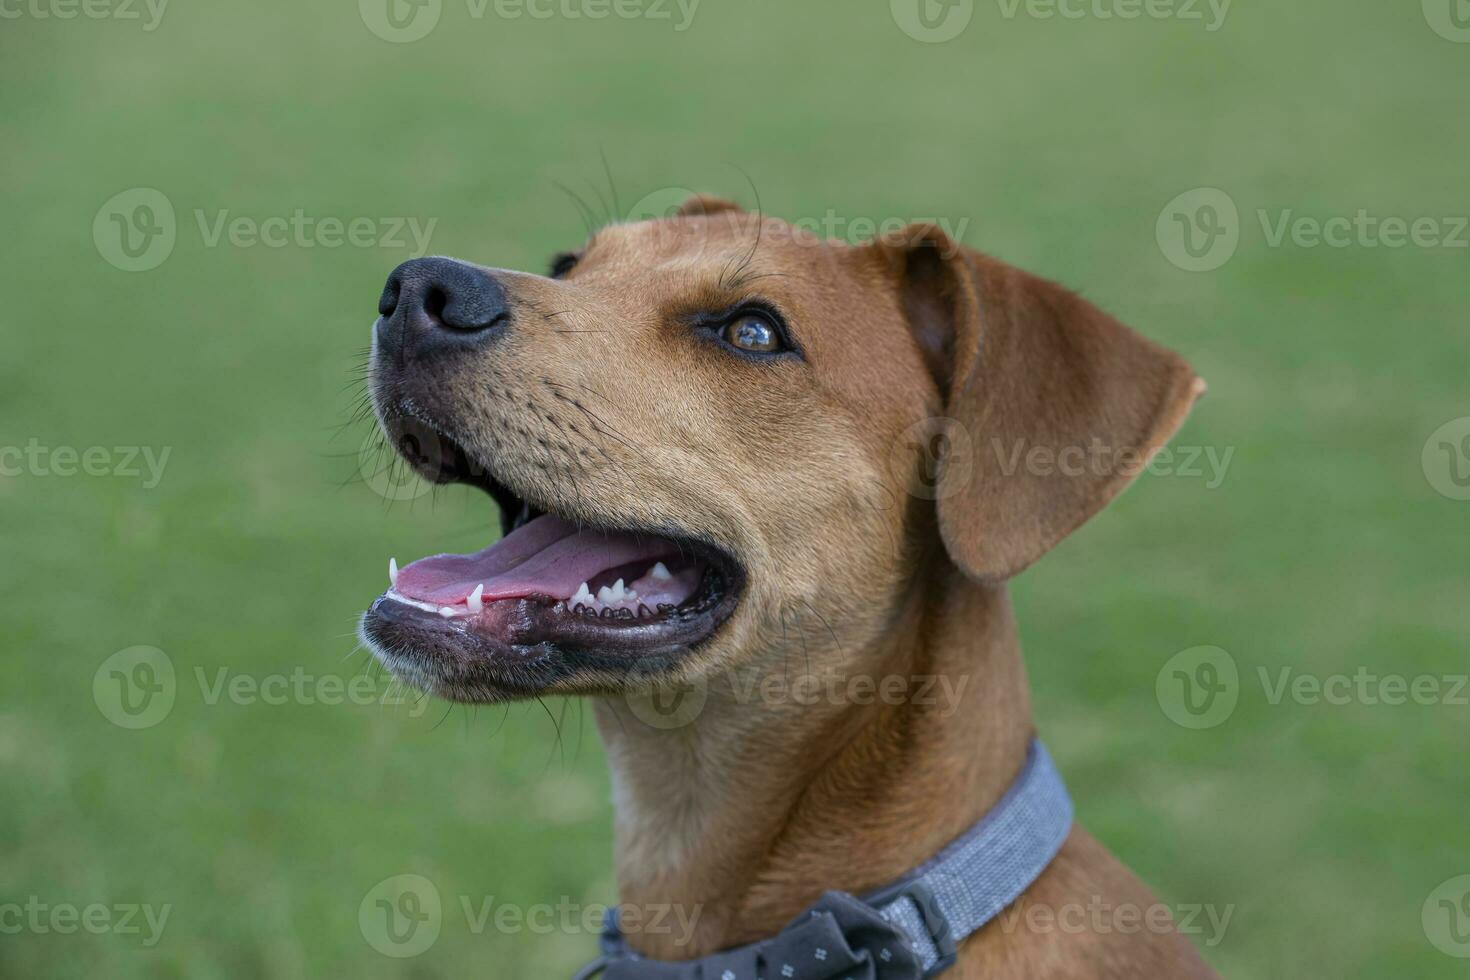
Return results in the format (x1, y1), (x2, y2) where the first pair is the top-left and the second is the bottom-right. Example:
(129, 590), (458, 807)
(376, 257), (510, 347)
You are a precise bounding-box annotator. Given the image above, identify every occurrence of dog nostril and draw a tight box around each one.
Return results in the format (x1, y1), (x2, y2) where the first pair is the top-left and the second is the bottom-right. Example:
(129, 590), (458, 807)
(423, 286), (448, 323)
(378, 276), (401, 318)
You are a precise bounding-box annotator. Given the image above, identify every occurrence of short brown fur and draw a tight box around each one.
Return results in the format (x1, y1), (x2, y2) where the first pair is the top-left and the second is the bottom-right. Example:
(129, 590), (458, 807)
(376, 198), (1217, 977)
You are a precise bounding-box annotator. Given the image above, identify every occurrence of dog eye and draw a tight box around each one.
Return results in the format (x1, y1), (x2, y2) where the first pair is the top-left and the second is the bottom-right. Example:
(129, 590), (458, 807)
(721, 314), (784, 353)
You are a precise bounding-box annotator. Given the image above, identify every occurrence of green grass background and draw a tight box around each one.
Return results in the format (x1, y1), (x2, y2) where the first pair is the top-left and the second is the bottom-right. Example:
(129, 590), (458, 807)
(2, 0), (1467, 976)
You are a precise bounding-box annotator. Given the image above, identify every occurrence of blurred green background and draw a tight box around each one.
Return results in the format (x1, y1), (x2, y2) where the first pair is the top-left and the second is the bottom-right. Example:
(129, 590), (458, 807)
(2, 0), (1467, 976)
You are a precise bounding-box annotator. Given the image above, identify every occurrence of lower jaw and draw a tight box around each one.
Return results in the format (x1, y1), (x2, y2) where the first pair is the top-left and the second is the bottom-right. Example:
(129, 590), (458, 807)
(360, 567), (741, 703)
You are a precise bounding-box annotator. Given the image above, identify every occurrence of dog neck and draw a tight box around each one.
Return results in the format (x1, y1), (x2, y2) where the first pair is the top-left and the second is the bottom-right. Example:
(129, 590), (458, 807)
(592, 571), (1034, 959)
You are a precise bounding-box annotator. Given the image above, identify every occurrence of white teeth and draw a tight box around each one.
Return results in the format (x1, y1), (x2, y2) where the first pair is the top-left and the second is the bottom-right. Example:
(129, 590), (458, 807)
(389, 558), (399, 586)
(595, 579), (632, 607)
(650, 562), (671, 581)
(467, 584), (484, 612)
(586, 577), (650, 612)
(385, 592), (442, 614)
(439, 606), (456, 617)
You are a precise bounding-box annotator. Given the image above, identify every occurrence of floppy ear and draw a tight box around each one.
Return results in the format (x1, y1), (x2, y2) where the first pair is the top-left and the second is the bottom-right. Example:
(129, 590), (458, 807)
(676, 194), (745, 218)
(879, 224), (1205, 583)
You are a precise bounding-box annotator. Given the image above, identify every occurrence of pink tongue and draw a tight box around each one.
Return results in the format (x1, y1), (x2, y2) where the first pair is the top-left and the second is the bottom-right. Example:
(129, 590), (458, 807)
(394, 514), (683, 605)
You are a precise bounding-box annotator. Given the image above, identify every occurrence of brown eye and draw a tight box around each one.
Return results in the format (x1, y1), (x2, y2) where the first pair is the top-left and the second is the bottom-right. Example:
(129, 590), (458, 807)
(722, 314), (783, 353)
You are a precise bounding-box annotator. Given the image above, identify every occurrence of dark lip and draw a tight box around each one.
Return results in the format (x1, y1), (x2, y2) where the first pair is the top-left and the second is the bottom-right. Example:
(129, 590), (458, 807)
(362, 401), (747, 702)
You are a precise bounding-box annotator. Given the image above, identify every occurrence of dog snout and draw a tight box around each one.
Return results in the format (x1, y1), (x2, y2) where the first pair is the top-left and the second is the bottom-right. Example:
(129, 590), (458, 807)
(375, 256), (510, 357)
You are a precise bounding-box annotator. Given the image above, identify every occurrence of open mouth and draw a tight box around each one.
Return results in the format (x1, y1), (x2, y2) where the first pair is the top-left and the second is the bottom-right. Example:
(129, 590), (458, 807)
(360, 417), (743, 702)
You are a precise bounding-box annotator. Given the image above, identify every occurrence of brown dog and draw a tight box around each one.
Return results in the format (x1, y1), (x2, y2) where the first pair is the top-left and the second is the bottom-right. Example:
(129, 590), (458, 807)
(362, 195), (1218, 978)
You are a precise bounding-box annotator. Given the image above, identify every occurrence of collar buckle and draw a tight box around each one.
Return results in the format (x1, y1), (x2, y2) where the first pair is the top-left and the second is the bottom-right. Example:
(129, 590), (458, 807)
(865, 878), (958, 977)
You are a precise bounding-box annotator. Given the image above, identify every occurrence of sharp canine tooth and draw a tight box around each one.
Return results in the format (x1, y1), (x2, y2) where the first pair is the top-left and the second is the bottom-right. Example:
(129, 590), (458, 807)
(467, 584), (484, 612)
(389, 558), (399, 586)
(572, 582), (594, 606)
(651, 562), (671, 580)
(611, 579), (626, 602)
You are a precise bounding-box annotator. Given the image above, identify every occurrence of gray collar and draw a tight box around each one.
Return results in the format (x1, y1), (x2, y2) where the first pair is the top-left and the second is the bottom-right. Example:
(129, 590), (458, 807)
(575, 740), (1072, 980)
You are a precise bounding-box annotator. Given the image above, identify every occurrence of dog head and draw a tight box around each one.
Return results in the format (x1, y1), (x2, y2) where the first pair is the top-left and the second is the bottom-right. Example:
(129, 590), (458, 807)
(360, 196), (1202, 702)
